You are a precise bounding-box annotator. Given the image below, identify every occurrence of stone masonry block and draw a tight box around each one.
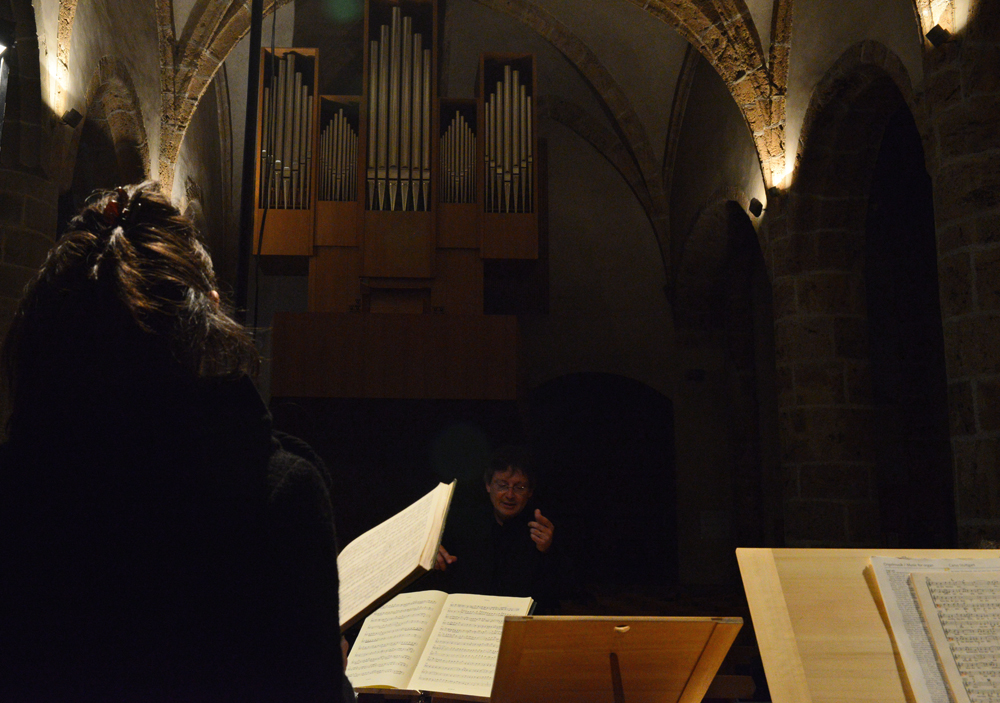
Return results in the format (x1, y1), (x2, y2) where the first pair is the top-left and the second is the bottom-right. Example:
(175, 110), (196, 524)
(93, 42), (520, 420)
(0, 191), (24, 225)
(935, 157), (1000, 224)
(775, 316), (835, 363)
(948, 380), (978, 436)
(943, 313), (1000, 377)
(776, 363), (794, 409)
(799, 463), (873, 500)
(953, 437), (1000, 521)
(784, 498), (847, 543)
(844, 360), (872, 405)
(0, 263), (35, 300)
(797, 271), (863, 315)
(938, 221), (974, 253)
(975, 247), (1000, 311)
(3, 228), (52, 269)
(938, 252), (974, 318)
(22, 198), (58, 239)
(771, 276), (796, 319)
(833, 315), (869, 360)
(814, 230), (864, 271)
(845, 498), (881, 543)
(937, 96), (1000, 159)
(977, 214), (1000, 247)
(978, 376), (1000, 432)
(960, 44), (1000, 97)
(793, 360), (847, 405)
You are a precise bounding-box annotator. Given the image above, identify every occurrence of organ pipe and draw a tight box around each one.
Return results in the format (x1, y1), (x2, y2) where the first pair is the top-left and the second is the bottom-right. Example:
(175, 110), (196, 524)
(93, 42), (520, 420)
(258, 52), (314, 210)
(440, 110), (475, 204)
(366, 8), (432, 211)
(319, 106), (359, 202)
(484, 63), (532, 213)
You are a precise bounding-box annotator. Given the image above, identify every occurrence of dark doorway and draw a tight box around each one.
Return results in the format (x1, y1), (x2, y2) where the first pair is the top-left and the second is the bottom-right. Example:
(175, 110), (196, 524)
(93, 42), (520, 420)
(527, 373), (676, 597)
(865, 105), (955, 547)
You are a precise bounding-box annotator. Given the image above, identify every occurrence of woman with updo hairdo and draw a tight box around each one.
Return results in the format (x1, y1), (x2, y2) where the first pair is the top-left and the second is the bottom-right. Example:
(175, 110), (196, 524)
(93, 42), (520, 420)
(0, 183), (349, 702)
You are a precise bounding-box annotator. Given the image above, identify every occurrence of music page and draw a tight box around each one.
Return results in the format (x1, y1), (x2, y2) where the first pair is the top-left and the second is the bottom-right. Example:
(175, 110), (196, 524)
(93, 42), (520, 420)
(912, 572), (1000, 703)
(409, 593), (533, 699)
(345, 590), (449, 689)
(869, 557), (1000, 703)
(338, 481), (453, 627)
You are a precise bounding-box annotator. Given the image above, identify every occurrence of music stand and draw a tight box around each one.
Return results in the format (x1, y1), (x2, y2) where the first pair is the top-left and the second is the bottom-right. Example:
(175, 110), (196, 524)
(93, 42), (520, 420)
(489, 615), (742, 703)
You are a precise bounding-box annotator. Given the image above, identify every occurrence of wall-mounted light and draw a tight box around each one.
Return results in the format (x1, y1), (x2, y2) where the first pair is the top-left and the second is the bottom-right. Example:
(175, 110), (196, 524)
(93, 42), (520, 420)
(926, 24), (951, 48)
(61, 108), (83, 128)
(0, 18), (14, 58)
(748, 198), (763, 218)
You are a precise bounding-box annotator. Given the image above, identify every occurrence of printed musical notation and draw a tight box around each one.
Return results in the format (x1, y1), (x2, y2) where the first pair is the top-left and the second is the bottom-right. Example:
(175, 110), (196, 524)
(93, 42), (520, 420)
(912, 573), (1000, 703)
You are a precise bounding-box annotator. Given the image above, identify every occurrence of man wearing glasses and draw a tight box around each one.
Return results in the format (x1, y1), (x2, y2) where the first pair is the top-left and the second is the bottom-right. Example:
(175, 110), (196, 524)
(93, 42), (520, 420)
(433, 445), (561, 610)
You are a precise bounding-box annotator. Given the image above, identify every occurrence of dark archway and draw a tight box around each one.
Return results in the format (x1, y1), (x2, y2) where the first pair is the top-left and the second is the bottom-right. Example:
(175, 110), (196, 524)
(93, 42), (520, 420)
(864, 105), (954, 547)
(527, 373), (676, 597)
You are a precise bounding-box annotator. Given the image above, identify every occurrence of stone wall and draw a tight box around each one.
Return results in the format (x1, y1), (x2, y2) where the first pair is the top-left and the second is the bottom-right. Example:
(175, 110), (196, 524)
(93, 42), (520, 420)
(925, 2), (1000, 545)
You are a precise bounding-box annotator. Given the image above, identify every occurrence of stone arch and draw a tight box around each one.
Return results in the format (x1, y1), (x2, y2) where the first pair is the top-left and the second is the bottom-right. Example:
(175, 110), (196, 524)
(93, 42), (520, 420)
(623, 0), (785, 186)
(792, 41), (919, 186)
(160, 0), (294, 192)
(776, 43), (925, 546)
(69, 58), (149, 200)
(674, 199), (780, 553)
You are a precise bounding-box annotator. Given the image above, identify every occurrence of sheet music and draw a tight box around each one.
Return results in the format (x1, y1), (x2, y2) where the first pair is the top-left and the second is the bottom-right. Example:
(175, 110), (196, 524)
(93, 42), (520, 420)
(345, 591), (448, 689)
(912, 573), (1000, 703)
(410, 593), (532, 699)
(870, 557), (1000, 703)
(338, 484), (445, 626)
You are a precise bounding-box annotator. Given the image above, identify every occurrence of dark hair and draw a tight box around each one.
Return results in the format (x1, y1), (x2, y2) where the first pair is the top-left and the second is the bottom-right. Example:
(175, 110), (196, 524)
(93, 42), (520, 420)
(2, 182), (259, 438)
(484, 444), (535, 487)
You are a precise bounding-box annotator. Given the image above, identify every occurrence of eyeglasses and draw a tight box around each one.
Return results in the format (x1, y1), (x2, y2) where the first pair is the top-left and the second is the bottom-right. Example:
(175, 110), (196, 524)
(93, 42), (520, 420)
(490, 481), (530, 495)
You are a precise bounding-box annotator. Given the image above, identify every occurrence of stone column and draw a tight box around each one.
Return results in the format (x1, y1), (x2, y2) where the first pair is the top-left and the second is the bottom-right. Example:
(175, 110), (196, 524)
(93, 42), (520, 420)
(768, 187), (880, 546)
(0, 169), (58, 428)
(925, 4), (1000, 545)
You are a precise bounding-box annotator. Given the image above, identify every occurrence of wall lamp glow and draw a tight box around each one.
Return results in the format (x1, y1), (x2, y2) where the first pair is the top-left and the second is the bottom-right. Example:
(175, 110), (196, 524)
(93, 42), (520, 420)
(0, 19), (14, 156)
(926, 24), (951, 48)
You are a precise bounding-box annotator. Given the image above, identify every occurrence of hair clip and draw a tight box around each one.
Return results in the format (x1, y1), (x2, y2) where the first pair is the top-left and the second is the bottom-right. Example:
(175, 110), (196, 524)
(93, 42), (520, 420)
(102, 187), (129, 226)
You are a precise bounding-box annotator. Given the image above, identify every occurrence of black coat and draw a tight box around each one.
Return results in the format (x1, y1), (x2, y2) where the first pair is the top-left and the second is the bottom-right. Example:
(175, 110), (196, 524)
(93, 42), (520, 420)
(0, 376), (345, 702)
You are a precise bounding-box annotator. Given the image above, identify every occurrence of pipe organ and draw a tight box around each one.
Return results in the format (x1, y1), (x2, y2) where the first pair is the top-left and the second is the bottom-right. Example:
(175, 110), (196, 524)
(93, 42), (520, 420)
(256, 3), (543, 402)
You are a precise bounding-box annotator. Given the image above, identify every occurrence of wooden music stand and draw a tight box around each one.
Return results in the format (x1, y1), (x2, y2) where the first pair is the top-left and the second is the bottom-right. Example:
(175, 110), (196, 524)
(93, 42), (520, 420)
(488, 615), (742, 703)
(736, 547), (1000, 703)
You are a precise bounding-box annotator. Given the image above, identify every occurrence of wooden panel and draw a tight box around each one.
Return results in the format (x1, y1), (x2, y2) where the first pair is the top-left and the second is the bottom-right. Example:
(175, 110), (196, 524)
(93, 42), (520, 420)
(737, 548), (1000, 703)
(308, 246), (362, 312)
(362, 210), (435, 277)
(252, 208), (314, 256)
(270, 313), (519, 399)
(437, 203), (479, 248)
(481, 211), (538, 259)
(315, 200), (361, 246)
(431, 248), (482, 314)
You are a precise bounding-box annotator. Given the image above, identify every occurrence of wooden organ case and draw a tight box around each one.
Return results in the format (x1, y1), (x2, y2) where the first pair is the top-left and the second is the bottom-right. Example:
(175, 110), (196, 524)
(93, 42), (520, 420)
(258, 0), (544, 401)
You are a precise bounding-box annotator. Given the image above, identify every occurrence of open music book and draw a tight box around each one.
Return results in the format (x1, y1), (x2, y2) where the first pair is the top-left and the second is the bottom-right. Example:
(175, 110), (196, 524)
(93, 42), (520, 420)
(338, 481), (455, 630)
(345, 590), (534, 700)
(868, 556), (1000, 703)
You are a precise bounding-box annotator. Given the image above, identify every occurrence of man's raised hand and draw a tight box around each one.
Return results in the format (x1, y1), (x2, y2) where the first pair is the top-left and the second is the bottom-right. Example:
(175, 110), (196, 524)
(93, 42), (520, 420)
(528, 509), (554, 553)
(435, 544), (457, 570)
